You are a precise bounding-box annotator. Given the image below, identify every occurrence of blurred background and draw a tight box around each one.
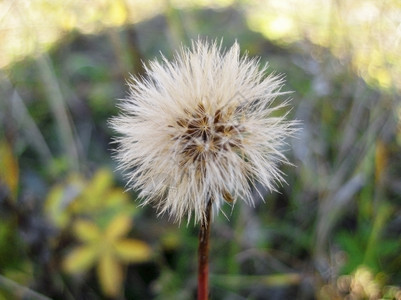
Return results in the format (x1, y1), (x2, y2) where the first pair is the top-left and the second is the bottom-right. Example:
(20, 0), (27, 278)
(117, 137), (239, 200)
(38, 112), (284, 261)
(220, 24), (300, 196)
(1, 0), (401, 299)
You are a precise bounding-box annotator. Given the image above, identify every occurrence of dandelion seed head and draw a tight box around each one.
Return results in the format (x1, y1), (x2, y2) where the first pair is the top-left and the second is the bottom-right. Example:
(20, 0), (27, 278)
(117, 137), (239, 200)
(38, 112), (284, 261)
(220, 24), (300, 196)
(110, 39), (297, 224)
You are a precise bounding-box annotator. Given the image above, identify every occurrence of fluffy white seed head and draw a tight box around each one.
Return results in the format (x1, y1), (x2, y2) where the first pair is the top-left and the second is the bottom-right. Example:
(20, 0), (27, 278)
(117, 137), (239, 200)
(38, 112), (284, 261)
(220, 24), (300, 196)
(110, 39), (297, 224)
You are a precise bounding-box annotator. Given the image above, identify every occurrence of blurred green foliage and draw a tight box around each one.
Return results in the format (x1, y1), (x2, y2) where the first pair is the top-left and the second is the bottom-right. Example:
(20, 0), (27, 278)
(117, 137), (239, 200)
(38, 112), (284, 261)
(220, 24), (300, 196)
(0, 1), (401, 299)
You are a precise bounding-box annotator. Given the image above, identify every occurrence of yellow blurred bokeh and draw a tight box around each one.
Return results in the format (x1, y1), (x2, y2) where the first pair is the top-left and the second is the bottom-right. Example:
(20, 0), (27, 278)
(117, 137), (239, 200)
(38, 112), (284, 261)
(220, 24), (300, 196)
(1, 0), (400, 90)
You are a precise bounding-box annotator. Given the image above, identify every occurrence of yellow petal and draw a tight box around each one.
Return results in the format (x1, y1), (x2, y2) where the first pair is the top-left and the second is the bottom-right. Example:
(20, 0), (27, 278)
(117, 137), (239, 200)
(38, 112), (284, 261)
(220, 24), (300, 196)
(0, 140), (19, 199)
(105, 214), (132, 240)
(97, 253), (123, 297)
(45, 185), (69, 228)
(45, 175), (84, 228)
(63, 246), (98, 273)
(114, 239), (151, 263)
(106, 189), (129, 206)
(375, 139), (387, 183)
(73, 220), (101, 241)
(83, 169), (113, 207)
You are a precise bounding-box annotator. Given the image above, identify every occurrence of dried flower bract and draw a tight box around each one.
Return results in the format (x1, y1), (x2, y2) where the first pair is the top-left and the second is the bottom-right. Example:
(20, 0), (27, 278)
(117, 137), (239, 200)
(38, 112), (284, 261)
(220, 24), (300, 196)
(110, 39), (297, 224)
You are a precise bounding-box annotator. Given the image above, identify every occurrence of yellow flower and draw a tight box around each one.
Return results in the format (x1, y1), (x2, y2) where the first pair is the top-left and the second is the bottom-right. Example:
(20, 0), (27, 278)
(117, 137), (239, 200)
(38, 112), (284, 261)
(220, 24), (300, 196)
(63, 214), (151, 297)
(45, 169), (134, 229)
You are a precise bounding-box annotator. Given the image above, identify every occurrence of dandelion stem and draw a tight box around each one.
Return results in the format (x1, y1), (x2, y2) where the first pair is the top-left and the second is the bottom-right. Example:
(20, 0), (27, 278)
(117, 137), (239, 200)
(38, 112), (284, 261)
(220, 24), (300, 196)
(198, 200), (212, 300)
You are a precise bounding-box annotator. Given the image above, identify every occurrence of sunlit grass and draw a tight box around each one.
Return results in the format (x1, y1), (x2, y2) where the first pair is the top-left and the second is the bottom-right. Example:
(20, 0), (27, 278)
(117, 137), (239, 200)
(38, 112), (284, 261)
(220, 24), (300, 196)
(0, 0), (234, 69)
(2, 0), (400, 91)
(246, 0), (401, 91)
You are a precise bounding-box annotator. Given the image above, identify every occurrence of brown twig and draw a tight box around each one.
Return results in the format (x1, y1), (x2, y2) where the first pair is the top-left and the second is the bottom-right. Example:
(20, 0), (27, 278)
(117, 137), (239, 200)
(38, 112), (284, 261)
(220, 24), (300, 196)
(198, 200), (212, 300)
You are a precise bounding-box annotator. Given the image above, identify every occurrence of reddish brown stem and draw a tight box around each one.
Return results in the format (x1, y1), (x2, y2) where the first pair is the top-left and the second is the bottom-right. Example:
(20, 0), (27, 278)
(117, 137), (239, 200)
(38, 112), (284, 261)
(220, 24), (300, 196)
(197, 200), (212, 300)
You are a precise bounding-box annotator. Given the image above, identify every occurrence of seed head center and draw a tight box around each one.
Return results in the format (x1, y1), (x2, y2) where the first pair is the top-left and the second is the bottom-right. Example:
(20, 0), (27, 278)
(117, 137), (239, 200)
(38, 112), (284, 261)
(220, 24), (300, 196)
(173, 103), (245, 164)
